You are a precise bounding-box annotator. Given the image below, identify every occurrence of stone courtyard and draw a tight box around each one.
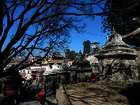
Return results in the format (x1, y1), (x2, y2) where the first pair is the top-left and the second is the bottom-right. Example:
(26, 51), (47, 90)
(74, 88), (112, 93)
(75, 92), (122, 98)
(56, 81), (131, 105)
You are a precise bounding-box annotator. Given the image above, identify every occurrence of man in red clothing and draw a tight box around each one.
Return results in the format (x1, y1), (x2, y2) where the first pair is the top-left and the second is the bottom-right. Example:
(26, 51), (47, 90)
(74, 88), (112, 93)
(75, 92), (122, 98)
(91, 72), (96, 82)
(36, 89), (45, 105)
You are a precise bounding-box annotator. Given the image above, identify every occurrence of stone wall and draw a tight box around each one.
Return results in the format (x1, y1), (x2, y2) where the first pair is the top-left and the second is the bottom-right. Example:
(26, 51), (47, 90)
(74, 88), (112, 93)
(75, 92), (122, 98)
(98, 58), (138, 82)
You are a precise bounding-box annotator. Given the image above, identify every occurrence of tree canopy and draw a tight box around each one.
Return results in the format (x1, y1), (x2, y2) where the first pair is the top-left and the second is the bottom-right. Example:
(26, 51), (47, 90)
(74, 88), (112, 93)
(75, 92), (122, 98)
(0, 0), (106, 76)
(103, 0), (140, 35)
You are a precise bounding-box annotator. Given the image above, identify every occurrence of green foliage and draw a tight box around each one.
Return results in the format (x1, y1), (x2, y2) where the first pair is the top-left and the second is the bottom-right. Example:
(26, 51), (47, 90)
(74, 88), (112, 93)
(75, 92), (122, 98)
(102, 0), (140, 34)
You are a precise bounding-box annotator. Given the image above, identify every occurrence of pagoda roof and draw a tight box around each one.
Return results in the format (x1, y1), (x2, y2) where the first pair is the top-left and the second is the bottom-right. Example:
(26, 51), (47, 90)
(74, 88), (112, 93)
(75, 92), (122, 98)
(95, 32), (137, 59)
(104, 31), (129, 48)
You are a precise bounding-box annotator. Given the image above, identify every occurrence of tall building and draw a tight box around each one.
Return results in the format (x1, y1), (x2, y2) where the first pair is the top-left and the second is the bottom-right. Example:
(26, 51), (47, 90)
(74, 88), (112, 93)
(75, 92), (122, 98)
(83, 40), (90, 55)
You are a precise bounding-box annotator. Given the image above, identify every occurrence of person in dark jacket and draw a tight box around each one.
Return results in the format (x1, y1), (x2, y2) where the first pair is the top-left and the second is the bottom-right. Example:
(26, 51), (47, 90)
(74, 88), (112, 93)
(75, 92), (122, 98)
(0, 96), (15, 105)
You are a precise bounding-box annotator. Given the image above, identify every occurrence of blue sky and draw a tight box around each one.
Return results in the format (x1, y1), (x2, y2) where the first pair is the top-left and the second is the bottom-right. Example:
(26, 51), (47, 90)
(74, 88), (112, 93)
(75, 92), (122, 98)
(3, 2), (107, 54)
(69, 16), (107, 52)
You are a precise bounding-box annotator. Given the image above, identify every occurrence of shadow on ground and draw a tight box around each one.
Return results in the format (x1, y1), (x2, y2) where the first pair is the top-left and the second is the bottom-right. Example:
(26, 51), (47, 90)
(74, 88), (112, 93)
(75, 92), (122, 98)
(120, 83), (140, 105)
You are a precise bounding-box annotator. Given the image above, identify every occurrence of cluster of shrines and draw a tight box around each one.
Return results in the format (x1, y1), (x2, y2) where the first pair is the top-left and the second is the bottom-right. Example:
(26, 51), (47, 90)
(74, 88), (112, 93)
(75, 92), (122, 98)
(0, 29), (140, 105)
(3, 29), (139, 83)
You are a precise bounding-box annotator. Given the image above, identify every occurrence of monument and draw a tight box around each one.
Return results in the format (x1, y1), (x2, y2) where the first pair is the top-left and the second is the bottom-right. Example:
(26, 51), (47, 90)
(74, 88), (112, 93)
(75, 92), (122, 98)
(95, 31), (138, 82)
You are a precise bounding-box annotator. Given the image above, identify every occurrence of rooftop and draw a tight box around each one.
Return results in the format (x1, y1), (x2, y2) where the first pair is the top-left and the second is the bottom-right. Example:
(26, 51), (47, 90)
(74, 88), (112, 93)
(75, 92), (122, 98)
(95, 31), (137, 59)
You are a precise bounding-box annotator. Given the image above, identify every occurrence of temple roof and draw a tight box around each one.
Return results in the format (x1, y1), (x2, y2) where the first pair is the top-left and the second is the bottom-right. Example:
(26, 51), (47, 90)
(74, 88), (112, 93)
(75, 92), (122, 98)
(95, 32), (137, 59)
(104, 31), (129, 48)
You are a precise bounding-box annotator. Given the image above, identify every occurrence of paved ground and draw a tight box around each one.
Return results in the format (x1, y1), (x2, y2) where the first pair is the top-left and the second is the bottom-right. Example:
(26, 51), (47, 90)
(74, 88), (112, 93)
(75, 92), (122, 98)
(56, 81), (129, 105)
(19, 101), (41, 105)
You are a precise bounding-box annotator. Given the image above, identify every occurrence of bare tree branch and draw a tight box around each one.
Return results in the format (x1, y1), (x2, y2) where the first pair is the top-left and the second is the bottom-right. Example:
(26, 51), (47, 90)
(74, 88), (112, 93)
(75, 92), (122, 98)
(0, 0), (106, 75)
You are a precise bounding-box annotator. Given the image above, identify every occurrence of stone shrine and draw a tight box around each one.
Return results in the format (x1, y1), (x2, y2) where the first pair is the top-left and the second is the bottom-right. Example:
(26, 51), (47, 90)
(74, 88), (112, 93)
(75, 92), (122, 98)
(95, 31), (138, 82)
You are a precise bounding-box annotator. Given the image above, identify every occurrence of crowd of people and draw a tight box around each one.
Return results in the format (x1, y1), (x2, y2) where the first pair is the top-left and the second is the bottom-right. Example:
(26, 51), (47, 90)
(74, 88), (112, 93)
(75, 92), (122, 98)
(0, 71), (45, 105)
